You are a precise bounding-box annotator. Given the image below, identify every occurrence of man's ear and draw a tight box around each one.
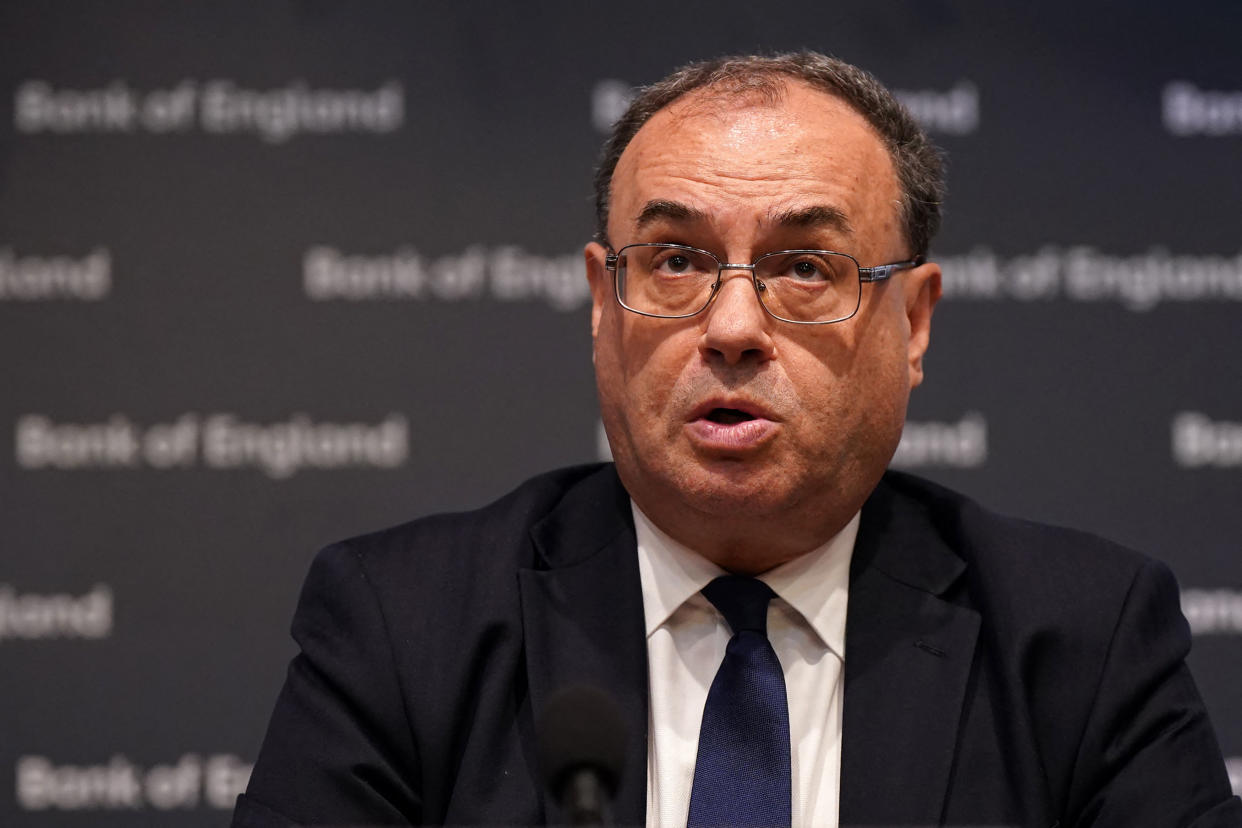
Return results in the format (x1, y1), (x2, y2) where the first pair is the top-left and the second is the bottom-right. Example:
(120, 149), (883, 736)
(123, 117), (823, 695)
(904, 260), (942, 388)
(584, 241), (611, 342)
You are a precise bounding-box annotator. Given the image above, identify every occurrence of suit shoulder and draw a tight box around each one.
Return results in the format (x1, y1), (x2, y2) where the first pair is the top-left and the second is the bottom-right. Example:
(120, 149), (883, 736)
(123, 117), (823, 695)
(875, 470), (1178, 634)
(880, 469), (1156, 579)
(876, 471), (1189, 706)
(321, 463), (615, 573)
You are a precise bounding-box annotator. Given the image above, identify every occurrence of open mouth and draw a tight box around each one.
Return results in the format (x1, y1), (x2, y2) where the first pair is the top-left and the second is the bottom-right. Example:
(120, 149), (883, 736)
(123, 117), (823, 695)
(704, 407), (757, 425)
(687, 402), (776, 450)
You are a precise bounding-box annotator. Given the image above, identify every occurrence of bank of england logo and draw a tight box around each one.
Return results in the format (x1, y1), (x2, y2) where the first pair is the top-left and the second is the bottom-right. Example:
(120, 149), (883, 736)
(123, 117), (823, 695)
(1163, 81), (1242, 136)
(16, 753), (252, 811)
(1181, 589), (1242, 636)
(0, 248), (110, 301)
(13, 79), (404, 142)
(303, 245), (590, 310)
(0, 584), (112, 641)
(14, 412), (410, 478)
(1172, 413), (1242, 469)
(891, 413), (988, 469)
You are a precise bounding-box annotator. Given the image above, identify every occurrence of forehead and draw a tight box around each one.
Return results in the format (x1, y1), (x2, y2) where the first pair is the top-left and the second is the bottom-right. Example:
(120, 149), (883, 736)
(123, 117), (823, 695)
(610, 80), (903, 255)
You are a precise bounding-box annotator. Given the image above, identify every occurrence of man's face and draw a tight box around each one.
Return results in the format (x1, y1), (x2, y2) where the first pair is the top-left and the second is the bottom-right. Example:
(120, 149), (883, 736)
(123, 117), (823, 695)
(585, 80), (940, 566)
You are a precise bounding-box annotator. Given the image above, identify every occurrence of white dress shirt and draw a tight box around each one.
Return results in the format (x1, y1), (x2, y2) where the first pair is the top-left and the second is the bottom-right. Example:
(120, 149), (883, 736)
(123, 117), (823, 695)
(634, 502), (858, 828)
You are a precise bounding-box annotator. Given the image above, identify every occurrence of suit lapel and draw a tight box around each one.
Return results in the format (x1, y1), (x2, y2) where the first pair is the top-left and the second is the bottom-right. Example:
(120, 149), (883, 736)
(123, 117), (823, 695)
(840, 474), (981, 827)
(518, 466), (648, 827)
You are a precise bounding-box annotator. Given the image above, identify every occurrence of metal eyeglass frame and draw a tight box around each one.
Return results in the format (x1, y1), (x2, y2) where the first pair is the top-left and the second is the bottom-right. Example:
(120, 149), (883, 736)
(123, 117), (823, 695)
(603, 242), (925, 325)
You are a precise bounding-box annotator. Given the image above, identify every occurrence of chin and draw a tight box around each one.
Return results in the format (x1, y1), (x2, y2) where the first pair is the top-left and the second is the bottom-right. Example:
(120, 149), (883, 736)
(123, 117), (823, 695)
(667, 458), (806, 517)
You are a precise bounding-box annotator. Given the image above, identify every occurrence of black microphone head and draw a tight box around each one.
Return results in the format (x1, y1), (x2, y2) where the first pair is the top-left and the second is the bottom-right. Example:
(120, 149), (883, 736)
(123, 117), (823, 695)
(536, 684), (628, 799)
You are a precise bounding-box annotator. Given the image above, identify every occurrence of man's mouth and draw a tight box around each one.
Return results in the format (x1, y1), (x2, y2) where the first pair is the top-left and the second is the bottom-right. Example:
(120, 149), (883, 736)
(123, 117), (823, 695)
(685, 402), (777, 452)
(704, 407), (758, 425)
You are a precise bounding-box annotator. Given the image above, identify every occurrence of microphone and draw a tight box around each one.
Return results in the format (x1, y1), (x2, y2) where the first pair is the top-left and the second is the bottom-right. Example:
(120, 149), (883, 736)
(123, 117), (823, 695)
(536, 684), (628, 827)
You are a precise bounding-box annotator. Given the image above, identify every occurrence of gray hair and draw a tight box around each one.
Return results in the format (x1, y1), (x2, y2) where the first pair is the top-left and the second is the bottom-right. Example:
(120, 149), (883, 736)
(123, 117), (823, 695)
(593, 51), (945, 258)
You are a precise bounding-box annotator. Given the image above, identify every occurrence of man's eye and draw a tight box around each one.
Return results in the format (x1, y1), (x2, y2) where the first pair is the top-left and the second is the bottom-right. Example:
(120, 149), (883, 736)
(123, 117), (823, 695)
(658, 255), (693, 274)
(790, 259), (828, 281)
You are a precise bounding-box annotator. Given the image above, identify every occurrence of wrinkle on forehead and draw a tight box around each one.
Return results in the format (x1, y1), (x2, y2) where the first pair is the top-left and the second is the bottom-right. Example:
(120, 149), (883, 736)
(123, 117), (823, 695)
(611, 80), (905, 260)
(674, 100), (803, 156)
(635, 199), (852, 236)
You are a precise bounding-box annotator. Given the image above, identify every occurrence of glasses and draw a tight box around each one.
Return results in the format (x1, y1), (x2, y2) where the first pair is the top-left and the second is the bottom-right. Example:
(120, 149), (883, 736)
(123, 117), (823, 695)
(605, 243), (923, 325)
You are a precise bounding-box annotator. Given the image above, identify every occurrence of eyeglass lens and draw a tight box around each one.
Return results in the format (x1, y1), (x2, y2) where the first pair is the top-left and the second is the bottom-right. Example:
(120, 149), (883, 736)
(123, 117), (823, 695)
(616, 245), (861, 323)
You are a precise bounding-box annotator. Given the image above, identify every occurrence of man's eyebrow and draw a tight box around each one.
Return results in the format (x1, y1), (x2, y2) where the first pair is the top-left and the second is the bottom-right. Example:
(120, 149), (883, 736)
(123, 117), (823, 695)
(632, 200), (853, 236)
(634, 199), (709, 230)
(768, 204), (853, 235)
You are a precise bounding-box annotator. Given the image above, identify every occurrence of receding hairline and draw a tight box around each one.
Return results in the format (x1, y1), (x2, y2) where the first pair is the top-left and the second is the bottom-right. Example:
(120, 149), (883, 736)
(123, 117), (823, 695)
(628, 73), (882, 138)
(656, 71), (791, 117)
(608, 79), (893, 243)
(593, 52), (945, 258)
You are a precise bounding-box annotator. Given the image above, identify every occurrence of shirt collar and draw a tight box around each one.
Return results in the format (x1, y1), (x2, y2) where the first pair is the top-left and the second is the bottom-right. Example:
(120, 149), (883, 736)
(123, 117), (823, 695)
(633, 501), (858, 658)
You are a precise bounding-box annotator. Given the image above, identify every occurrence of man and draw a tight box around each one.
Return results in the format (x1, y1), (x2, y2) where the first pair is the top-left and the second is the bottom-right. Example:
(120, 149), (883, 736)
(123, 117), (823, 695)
(234, 52), (1241, 827)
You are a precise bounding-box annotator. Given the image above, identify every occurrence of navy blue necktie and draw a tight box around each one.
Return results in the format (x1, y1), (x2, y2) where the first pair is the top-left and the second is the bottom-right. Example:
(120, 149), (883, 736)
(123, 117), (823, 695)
(687, 575), (792, 828)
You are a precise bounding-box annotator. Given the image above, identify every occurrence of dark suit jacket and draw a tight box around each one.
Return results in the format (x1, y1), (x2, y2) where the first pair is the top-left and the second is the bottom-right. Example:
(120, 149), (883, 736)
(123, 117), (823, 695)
(234, 464), (1241, 827)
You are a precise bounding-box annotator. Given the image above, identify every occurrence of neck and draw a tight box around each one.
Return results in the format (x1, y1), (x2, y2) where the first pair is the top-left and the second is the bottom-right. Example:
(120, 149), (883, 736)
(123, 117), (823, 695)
(634, 498), (856, 576)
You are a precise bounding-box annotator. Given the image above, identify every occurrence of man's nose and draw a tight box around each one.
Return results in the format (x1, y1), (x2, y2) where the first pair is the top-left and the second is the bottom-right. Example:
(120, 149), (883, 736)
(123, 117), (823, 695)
(699, 269), (776, 365)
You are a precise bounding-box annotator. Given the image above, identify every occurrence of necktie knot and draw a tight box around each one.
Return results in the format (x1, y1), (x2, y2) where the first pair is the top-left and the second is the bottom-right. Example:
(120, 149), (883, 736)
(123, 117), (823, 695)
(702, 575), (777, 636)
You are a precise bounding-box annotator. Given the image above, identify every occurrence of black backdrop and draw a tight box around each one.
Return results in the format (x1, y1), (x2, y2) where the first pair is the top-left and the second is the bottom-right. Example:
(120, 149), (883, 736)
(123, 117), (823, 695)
(2, 1), (1240, 823)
